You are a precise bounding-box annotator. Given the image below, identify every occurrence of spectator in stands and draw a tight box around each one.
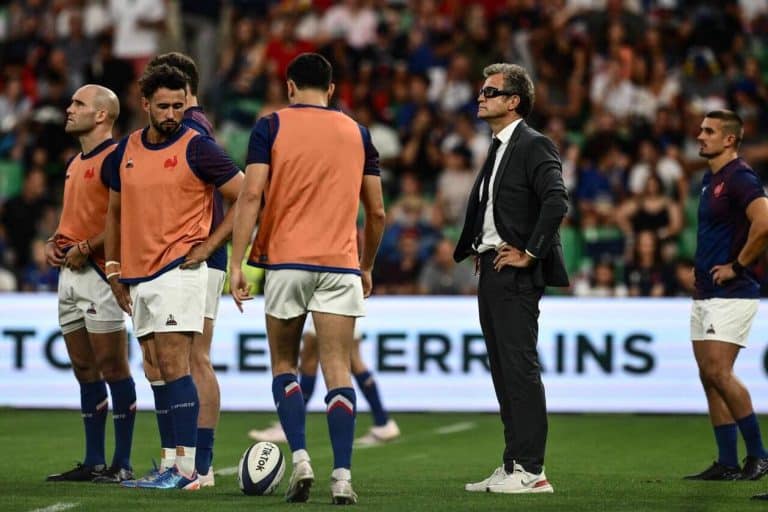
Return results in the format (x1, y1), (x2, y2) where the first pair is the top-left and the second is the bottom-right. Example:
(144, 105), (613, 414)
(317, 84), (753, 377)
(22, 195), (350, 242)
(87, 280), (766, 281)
(0, 76), (33, 136)
(19, 238), (58, 291)
(433, 144), (475, 230)
(108, 0), (166, 78)
(572, 257), (628, 298)
(0, 168), (49, 271)
(418, 238), (475, 295)
(374, 228), (424, 295)
(624, 229), (667, 297)
(215, 15), (268, 120)
(616, 172), (683, 258)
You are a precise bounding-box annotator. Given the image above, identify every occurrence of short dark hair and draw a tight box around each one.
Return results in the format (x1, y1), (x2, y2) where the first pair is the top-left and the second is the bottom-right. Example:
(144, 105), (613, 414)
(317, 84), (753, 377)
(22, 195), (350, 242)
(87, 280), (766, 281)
(286, 53), (332, 90)
(148, 52), (199, 95)
(705, 109), (744, 148)
(139, 64), (189, 100)
(483, 63), (535, 118)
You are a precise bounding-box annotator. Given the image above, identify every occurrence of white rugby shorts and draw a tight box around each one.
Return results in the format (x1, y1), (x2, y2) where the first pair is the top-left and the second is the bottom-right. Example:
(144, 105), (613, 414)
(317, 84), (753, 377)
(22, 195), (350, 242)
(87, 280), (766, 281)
(58, 265), (125, 334)
(129, 264), (207, 338)
(690, 298), (759, 347)
(264, 269), (365, 319)
(205, 268), (226, 321)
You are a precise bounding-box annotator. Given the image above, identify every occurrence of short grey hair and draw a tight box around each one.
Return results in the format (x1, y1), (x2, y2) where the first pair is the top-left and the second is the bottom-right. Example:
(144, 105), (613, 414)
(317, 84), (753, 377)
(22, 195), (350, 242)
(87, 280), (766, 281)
(483, 63), (535, 118)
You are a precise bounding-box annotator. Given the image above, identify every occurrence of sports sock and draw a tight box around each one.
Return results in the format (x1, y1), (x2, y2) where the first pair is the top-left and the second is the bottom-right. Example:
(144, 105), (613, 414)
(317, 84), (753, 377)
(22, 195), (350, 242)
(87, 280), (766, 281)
(272, 373), (306, 452)
(166, 375), (199, 476)
(108, 377), (136, 470)
(150, 381), (176, 469)
(325, 387), (356, 469)
(195, 428), (214, 475)
(737, 413), (768, 459)
(80, 380), (108, 467)
(299, 373), (317, 405)
(714, 423), (739, 467)
(354, 371), (388, 426)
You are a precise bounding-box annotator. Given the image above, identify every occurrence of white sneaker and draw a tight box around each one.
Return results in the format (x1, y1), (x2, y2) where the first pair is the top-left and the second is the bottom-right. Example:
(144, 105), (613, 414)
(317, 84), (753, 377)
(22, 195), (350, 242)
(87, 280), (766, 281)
(198, 466), (214, 487)
(330, 468), (358, 505)
(486, 463), (553, 494)
(355, 419), (400, 446)
(248, 421), (288, 443)
(465, 466), (507, 492)
(285, 457), (314, 503)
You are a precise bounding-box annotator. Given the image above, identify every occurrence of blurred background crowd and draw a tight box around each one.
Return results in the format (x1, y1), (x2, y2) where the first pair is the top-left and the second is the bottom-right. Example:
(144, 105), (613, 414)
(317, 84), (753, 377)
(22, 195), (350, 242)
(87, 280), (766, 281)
(1, 0), (768, 297)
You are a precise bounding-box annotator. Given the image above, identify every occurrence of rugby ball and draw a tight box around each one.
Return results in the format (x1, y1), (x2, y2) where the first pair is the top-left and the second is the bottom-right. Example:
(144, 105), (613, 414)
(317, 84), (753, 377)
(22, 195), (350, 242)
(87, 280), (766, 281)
(238, 441), (286, 495)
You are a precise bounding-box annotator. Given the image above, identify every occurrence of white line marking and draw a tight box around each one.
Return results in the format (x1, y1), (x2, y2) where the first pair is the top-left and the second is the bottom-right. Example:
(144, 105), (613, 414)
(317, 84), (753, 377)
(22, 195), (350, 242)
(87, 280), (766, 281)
(435, 422), (476, 435)
(215, 466), (238, 476)
(28, 503), (78, 512)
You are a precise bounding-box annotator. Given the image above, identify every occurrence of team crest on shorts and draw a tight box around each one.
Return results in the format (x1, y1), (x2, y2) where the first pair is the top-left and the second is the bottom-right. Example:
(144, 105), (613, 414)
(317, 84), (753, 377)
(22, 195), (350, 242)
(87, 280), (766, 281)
(165, 314), (178, 326)
(87, 303), (97, 315)
(706, 324), (716, 335)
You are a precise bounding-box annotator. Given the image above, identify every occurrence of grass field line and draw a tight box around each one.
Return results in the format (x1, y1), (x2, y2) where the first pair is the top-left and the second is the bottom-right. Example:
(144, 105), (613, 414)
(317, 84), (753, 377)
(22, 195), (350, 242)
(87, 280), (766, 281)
(215, 448), (337, 476)
(28, 502), (78, 512)
(434, 421), (477, 435)
(215, 421), (473, 472)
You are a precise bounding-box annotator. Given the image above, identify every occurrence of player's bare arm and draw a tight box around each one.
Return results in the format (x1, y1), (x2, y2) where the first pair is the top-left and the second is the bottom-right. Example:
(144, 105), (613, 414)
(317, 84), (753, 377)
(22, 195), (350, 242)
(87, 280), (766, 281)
(230, 163), (269, 311)
(63, 232), (105, 271)
(359, 174), (386, 298)
(181, 171), (245, 269)
(711, 196), (768, 286)
(104, 189), (132, 315)
(44, 237), (66, 267)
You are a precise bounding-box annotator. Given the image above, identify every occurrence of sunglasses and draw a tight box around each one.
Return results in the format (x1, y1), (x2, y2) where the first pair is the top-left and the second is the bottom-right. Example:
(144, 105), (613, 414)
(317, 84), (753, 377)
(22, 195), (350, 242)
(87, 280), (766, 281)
(479, 86), (517, 98)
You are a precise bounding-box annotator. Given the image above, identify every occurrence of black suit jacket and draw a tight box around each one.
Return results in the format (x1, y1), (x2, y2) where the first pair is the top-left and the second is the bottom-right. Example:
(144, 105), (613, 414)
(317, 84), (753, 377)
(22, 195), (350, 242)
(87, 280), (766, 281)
(453, 120), (570, 287)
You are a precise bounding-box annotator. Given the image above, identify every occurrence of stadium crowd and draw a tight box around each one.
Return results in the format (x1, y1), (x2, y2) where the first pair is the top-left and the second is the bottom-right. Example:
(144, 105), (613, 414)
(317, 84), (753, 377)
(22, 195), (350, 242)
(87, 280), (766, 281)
(2, 0), (768, 296)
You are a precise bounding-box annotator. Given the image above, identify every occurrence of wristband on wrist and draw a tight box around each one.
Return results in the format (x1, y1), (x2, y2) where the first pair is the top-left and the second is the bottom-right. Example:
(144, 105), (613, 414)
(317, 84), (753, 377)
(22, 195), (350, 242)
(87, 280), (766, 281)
(732, 260), (746, 276)
(106, 271), (121, 280)
(105, 260), (121, 269)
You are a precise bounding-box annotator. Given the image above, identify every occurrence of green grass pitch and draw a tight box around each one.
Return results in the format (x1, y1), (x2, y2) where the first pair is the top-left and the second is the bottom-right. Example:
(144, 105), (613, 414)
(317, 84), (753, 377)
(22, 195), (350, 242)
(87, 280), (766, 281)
(2, 409), (768, 511)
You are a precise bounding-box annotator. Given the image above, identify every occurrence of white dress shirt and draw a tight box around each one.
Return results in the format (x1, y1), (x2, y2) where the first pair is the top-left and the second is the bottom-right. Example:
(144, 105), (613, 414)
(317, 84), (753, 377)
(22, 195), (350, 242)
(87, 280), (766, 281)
(475, 118), (522, 253)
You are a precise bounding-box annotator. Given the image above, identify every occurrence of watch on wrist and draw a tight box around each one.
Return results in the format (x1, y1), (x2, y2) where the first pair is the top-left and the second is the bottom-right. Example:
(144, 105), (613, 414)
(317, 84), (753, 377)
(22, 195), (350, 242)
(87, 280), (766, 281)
(732, 260), (746, 276)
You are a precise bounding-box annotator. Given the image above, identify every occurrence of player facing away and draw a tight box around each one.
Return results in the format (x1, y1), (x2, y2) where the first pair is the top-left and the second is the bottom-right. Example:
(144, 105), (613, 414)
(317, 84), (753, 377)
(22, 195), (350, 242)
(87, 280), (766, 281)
(104, 64), (242, 490)
(142, 51), (243, 487)
(230, 52), (386, 504)
(249, 317), (400, 446)
(45, 84), (136, 484)
(684, 110), (768, 482)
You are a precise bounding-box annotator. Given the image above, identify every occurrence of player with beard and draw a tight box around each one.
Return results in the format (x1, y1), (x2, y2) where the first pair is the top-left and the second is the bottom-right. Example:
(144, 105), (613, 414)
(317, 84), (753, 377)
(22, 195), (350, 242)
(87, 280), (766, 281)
(103, 64), (242, 490)
(140, 52), (243, 487)
(684, 110), (768, 483)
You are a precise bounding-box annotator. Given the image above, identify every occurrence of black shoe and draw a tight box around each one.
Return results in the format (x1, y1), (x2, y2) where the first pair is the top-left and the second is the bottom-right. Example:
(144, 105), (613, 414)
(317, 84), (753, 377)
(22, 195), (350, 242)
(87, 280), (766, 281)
(684, 461), (741, 480)
(46, 463), (106, 482)
(741, 456), (768, 480)
(753, 492), (768, 500)
(92, 465), (134, 484)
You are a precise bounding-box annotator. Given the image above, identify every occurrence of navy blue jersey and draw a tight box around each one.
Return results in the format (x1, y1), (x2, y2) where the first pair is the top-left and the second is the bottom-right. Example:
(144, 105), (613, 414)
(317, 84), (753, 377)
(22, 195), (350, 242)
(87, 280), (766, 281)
(183, 107), (227, 272)
(694, 158), (766, 299)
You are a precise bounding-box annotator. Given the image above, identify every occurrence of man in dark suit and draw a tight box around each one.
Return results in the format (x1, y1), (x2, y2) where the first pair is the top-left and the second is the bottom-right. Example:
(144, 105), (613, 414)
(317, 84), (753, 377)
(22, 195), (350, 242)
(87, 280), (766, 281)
(455, 63), (569, 494)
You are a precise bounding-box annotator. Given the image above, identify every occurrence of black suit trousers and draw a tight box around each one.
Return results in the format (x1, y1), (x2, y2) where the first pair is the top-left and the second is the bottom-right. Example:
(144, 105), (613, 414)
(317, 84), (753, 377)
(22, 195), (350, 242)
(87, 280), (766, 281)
(477, 250), (547, 474)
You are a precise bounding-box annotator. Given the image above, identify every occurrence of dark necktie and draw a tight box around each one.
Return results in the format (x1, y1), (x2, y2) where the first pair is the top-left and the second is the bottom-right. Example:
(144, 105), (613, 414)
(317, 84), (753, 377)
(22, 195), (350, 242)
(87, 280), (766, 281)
(472, 137), (502, 247)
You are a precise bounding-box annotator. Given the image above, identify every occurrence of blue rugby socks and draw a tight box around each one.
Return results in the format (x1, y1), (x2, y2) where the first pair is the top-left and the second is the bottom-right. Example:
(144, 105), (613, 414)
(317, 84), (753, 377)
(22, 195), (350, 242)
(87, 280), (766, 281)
(273, 373), (307, 452)
(80, 380), (108, 467)
(354, 371), (388, 427)
(326, 387), (356, 469)
(166, 375), (199, 476)
(714, 423), (739, 467)
(737, 413), (768, 459)
(299, 373), (317, 405)
(108, 377), (136, 470)
(150, 381), (176, 470)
